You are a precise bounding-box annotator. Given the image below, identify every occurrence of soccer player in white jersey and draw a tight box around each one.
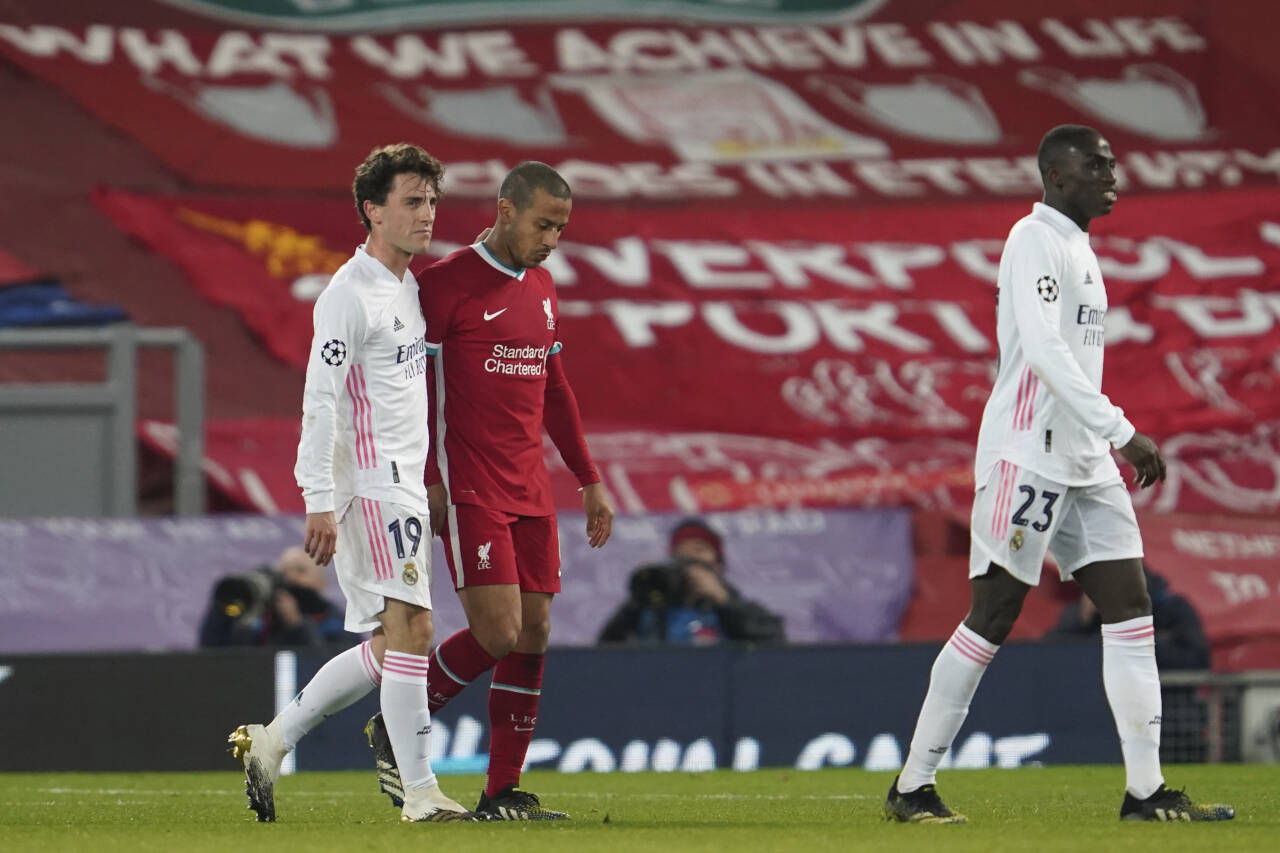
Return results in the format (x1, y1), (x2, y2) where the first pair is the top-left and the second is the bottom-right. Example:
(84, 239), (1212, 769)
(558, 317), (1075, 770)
(229, 144), (472, 823)
(363, 161), (614, 822)
(883, 126), (1235, 824)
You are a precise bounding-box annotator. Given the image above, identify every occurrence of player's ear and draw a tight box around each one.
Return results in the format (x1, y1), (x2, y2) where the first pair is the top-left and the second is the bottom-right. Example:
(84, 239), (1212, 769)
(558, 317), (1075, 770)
(363, 198), (381, 228)
(1043, 164), (1062, 191)
(497, 197), (515, 223)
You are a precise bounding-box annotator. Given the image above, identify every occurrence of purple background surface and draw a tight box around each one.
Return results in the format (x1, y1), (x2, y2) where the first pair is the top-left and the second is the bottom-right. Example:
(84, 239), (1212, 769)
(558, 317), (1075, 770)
(0, 509), (912, 653)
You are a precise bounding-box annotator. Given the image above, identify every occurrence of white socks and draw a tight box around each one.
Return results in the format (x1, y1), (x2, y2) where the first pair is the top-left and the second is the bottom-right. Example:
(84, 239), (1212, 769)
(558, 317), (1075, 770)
(273, 640), (382, 751)
(1102, 616), (1164, 799)
(896, 615), (1164, 800)
(899, 623), (998, 792)
(381, 650), (436, 791)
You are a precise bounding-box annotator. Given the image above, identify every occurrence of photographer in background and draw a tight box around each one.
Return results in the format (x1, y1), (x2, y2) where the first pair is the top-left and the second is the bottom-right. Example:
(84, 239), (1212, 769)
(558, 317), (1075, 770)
(598, 517), (785, 646)
(199, 546), (361, 648)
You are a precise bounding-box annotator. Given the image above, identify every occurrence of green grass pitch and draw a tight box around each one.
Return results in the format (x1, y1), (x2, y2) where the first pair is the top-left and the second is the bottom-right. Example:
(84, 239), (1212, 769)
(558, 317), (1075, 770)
(2, 765), (1277, 852)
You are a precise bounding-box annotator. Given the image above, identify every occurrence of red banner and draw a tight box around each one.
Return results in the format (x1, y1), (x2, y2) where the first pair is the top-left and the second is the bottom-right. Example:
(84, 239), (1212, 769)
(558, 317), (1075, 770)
(1141, 513), (1280, 669)
(0, 248), (40, 286)
(112, 184), (1280, 517)
(3, 1), (1279, 202)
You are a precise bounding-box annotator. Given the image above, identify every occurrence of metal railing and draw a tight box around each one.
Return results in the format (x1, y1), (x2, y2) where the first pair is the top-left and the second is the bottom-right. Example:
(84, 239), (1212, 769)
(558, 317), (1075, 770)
(1161, 669), (1280, 763)
(0, 325), (205, 515)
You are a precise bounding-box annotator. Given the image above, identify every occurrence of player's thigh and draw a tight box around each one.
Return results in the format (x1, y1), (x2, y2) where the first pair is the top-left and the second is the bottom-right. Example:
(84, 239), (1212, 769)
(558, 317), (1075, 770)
(457, 583), (523, 639)
(1073, 558), (1149, 622)
(334, 498), (433, 633)
(1051, 478), (1144, 579)
(512, 514), (561, 595)
(441, 502), (519, 588)
(378, 596), (435, 650)
(969, 461), (1072, 586)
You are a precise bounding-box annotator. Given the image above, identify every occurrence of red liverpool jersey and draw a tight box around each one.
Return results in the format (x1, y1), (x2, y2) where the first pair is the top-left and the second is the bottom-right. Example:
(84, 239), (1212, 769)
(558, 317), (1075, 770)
(422, 243), (567, 516)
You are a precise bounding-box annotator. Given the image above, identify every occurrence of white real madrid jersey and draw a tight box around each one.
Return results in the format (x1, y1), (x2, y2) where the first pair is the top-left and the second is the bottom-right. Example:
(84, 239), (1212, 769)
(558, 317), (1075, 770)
(295, 245), (430, 515)
(974, 202), (1136, 488)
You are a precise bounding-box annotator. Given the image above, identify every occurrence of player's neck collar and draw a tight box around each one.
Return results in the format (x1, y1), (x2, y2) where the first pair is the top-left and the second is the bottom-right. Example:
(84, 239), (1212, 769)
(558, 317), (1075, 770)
(355, 243), (410, 284)
(1033, 202), (1086, 238)
(473, 242), (527, 280)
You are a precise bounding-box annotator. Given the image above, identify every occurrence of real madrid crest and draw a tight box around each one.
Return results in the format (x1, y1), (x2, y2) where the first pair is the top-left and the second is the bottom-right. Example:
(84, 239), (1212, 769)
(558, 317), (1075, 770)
(1009, 530), (1025, 551)
(402, 561), (418, 585)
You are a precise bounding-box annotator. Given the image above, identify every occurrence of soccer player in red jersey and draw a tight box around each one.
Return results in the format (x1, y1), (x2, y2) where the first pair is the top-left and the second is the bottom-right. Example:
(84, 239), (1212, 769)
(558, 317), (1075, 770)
(367, 161), (613, 821)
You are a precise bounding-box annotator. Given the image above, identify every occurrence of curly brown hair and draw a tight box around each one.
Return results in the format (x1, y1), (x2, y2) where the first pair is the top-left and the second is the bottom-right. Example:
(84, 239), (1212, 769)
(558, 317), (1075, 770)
(352, 143), (445, 231)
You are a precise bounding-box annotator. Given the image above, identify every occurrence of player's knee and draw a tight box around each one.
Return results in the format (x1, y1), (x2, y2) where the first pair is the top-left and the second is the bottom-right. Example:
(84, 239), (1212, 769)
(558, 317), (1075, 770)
(473, 618), (521, 658)
(519, 614), (551, 652)
(409, 622), (434, 651)
(965, 601), (1021, 645)
(402, 612), (435, 655)
(968, 615), (1015, 645)
(1099, 589), (1152, 624)
(369, 632), (387, 662)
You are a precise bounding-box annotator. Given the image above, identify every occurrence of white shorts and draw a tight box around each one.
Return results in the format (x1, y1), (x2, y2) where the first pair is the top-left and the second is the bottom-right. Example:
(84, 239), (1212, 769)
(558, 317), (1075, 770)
(334, 498), (433, 632)
(969, 461), (1143, 586)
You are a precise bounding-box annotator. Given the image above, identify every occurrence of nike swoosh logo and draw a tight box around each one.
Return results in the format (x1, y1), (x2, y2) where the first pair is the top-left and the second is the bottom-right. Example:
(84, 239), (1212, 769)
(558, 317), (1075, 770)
(483, 308), (507, 321)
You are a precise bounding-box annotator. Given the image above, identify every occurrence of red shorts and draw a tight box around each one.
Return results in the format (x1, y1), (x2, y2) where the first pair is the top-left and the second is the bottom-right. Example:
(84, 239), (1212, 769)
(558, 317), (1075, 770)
(441, 502), (560, 593)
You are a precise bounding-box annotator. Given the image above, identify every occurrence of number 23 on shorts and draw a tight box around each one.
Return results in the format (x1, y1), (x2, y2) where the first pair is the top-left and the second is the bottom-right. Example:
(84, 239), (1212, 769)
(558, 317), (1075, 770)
(1011, 486), (1059, 532)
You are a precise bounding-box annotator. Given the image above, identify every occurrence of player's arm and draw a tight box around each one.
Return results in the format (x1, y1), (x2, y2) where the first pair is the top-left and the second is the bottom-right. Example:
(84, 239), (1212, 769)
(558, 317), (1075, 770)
(420, 272), (454, 536)
(1009, 228), (1136, 448)
(1009, 232), (1164, 486)
(423, 348), (448, 536)
(543, 348), (613, 547)
(295, 285), (366, 564)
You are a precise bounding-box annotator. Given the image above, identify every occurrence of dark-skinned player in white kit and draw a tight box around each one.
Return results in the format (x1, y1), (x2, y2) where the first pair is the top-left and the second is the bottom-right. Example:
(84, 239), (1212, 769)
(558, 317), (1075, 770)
(883, 125), (1234, 825)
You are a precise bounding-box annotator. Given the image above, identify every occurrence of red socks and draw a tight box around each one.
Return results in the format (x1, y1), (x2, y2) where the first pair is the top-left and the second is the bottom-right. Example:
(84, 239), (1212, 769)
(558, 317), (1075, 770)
(485, 651), (544, 796)
(427, 630), (546, 796)
(427, 629), (498, 713)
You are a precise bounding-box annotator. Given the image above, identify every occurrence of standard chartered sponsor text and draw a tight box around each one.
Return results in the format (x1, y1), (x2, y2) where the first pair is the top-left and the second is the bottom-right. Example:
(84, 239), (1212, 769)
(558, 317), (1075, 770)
(485, 343), (549, 376)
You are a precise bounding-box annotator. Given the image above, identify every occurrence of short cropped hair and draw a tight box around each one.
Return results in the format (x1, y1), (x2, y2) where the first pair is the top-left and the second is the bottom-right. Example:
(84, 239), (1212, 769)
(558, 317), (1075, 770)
(352, 143), (445, 231)
(498, 161), (571, 209)
(1037, 124), (1102, 174)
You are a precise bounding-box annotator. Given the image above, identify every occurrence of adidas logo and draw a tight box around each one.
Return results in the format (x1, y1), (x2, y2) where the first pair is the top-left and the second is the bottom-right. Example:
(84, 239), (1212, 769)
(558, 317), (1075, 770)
(1083, 272), (1093, 285)
(393, 316), (405, 331)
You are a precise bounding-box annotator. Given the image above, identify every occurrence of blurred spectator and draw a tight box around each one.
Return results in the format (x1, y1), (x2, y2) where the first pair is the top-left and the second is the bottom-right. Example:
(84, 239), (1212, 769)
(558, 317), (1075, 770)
(1045, 564), (1210, 761)
(598, 517), (785, 646)
(199, 546), (360, 648)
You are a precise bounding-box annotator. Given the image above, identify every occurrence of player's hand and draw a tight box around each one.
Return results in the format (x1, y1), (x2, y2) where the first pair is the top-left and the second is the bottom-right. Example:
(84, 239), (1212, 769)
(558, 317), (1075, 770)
(304, 511), (338, 565)
(428, 482), (449, 536)
(474, 226), (493, 242)
(581, 482), (613, 548)
(1118, 432), (1166, 489)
